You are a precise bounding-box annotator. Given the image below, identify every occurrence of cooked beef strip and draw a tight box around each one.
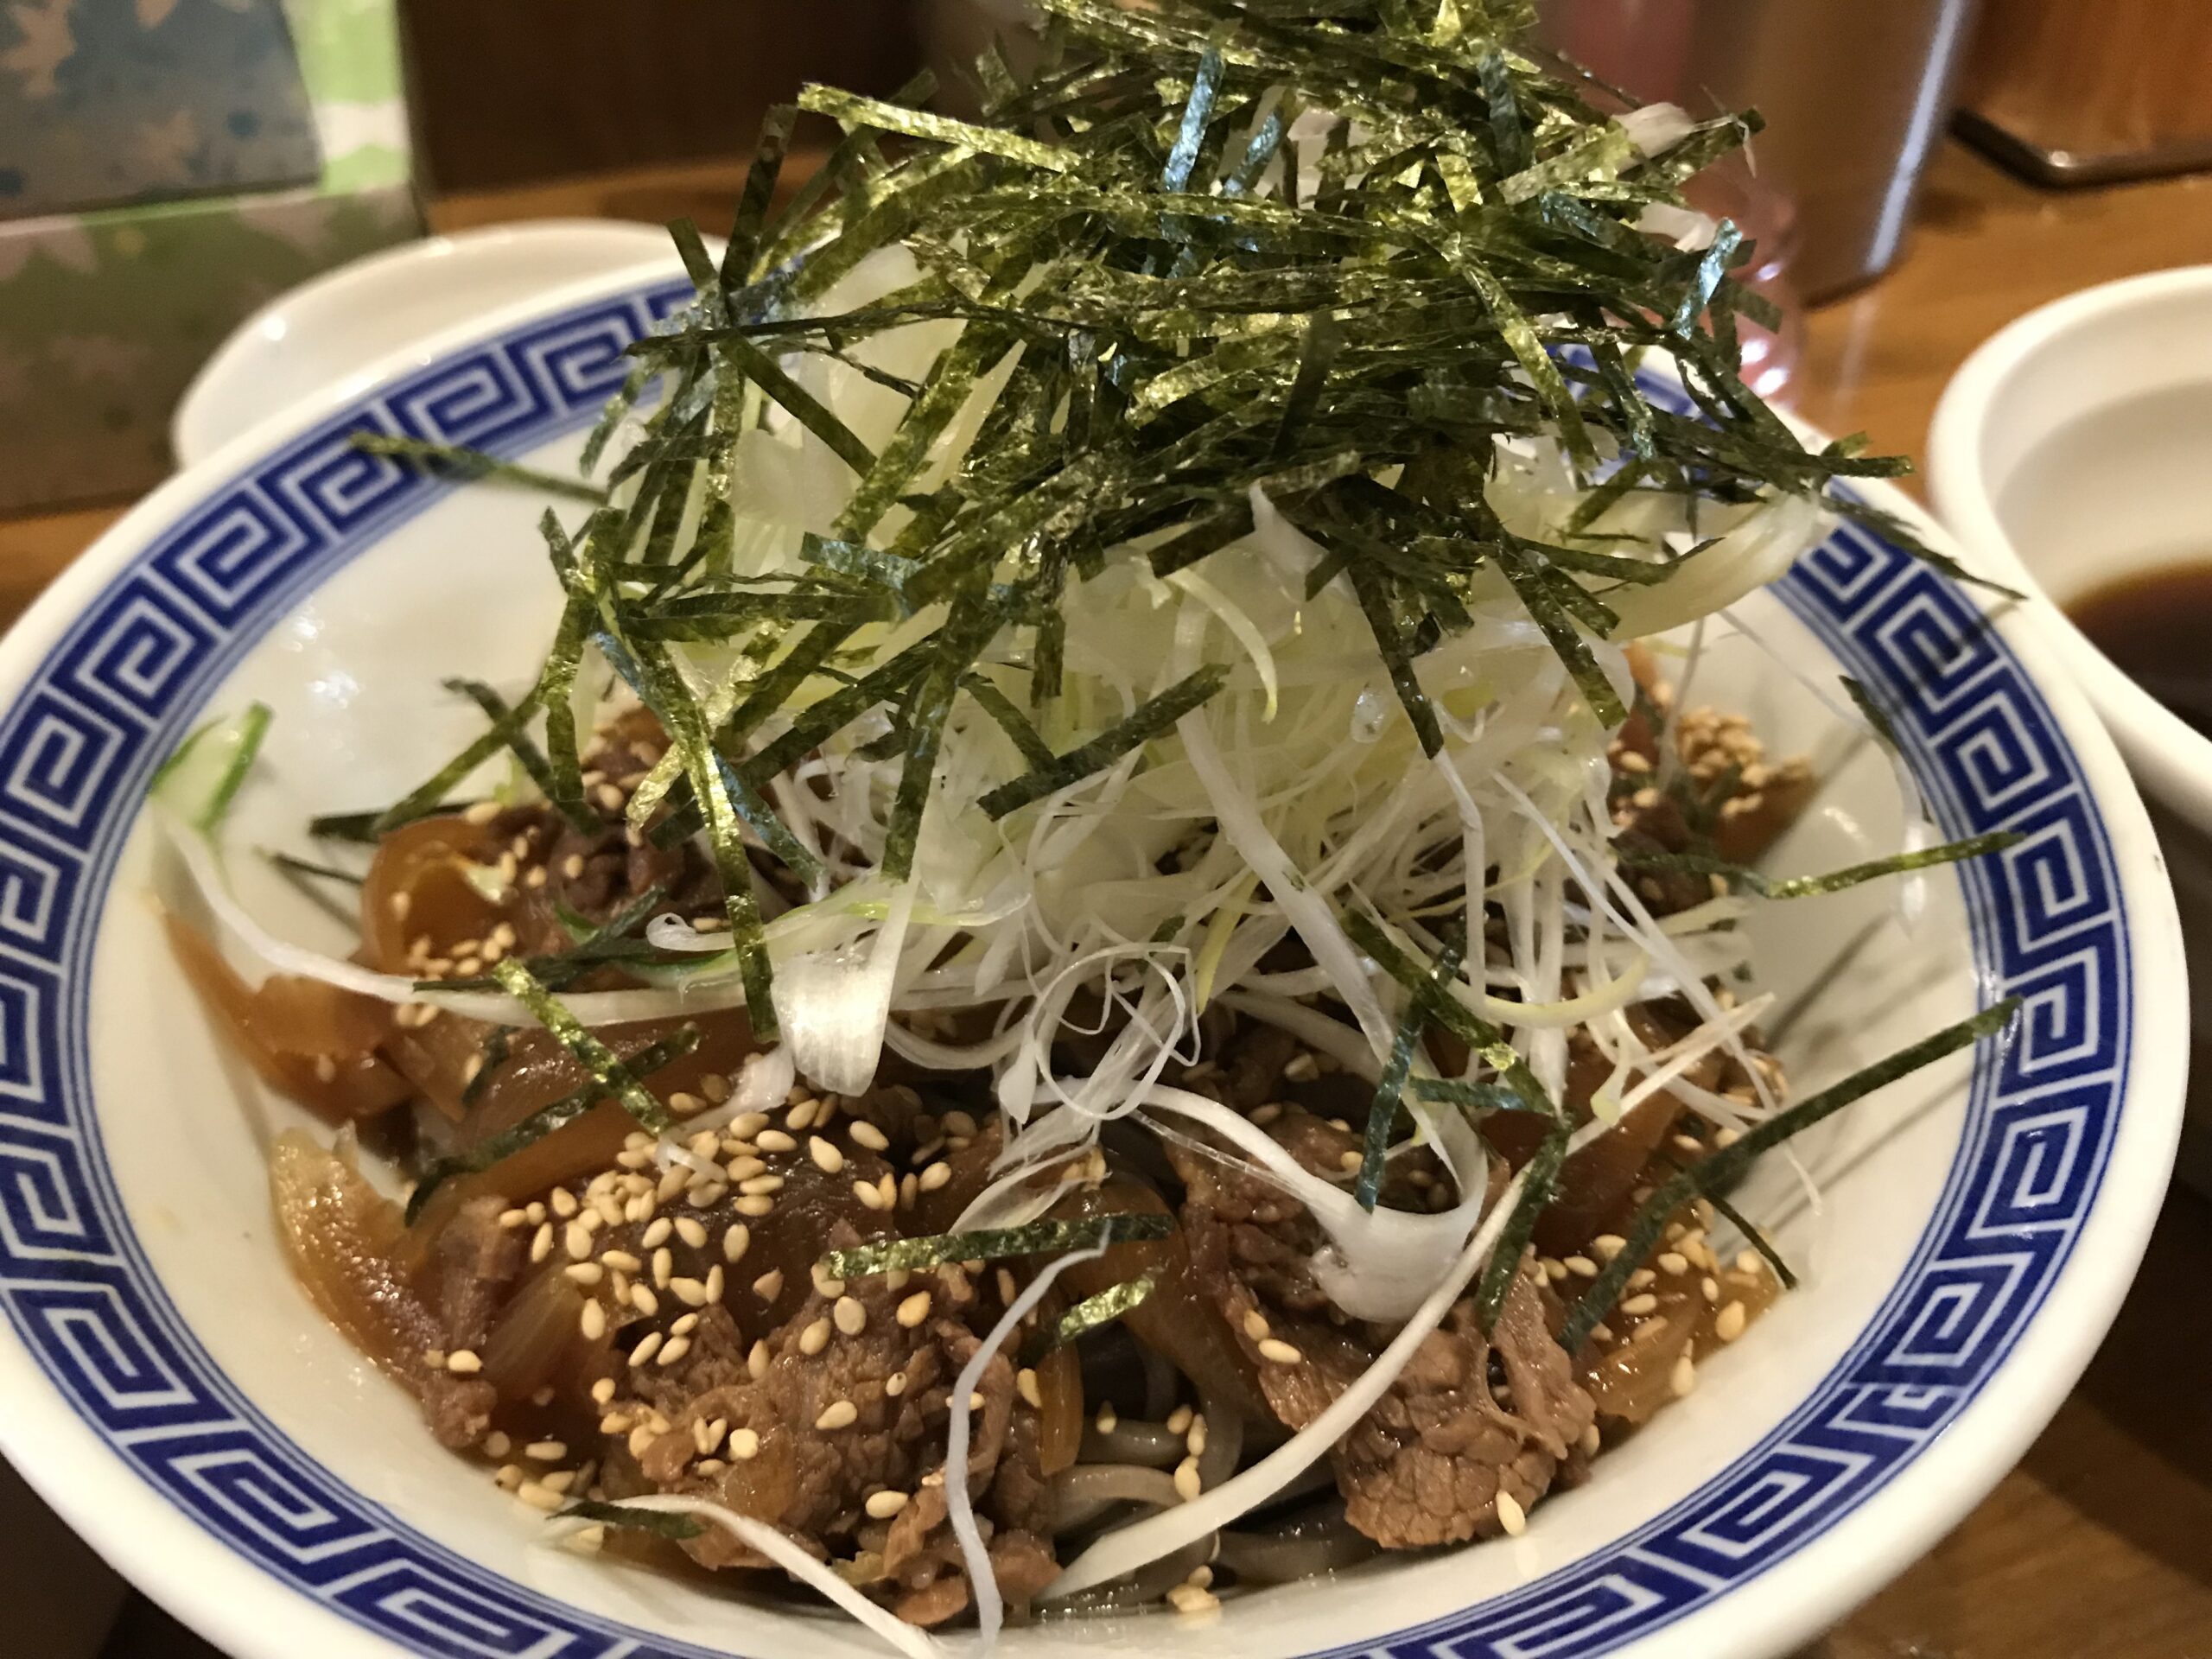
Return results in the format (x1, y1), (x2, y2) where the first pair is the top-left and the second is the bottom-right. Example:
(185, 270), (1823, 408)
(1169, 1107), (1596, 1548)
(616, 1219), (1057, 1618)
(424, 1194), (526, 1351)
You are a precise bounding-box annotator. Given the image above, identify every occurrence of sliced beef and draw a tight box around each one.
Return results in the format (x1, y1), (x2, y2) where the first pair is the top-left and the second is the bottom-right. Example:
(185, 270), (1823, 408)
(622, 1232), (1058, 1615)
(423, 1195), (526, 1351)
(1173, 1112), (1595, 1550)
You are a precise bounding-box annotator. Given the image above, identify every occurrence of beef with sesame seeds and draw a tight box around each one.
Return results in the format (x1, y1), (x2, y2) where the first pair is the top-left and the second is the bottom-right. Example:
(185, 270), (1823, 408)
(1160, 1104), (1596, 1549)
(616, 1223), (1063, 1615)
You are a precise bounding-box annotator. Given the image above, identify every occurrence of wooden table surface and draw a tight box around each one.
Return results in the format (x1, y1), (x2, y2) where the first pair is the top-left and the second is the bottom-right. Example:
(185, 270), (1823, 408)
(13, 141), (2212, 1659)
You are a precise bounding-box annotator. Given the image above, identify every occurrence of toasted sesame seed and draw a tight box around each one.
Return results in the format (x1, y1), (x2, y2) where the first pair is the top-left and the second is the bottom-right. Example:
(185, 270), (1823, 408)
(498, 1207), (529, 1230)
(1702, 1275), (1722, 1303)
(1166, 1582), (1218, 1616)
(631, 1285), (658, 1317)
(594, 783), (626, 812)
(899, 1172), (918, 1209)
(525, 1440), (568, 1462)
(1173, 1458), (1203, 1503)
(1715, 1300), (1747, 1341)
(725, 1155), (767, 1180)
(1541, 1256), (1567, 1282)
(825, 1296), (865, 1338)
(603, 1249), (642, 1273)
(671, 1276), (710, 1307)
(1580, 1422), (1601, 1456)
(1337, 1149), (1363, 1173)
(1592, 1233), (1627, 1260)
(1626, 1268), (1656, 1291)
(657, 1337), (691, 1367)
(1186, 1414), (1207, 1457)
(1619, 1294), (1659, 1317)
(918, 1160), (952, 1192)
(674, 1217), (709, 1249)
(799, 1318), (832, 1357)
(652, 1247), (674, 1287)
(1256, 1338), (1303, 1365)
(463, 800), (502, 825)
(579, 1300), (607, 1341)
(735, 1194), (776, 1217)
(755, 1128), (797, 1154)
(446, 1350), (483, 1376)
(672, 1312), (700, 1338)
(723, 1224), (751, 1264)
(788, 1098), (819, 1131)
(1166, 1404), (1194, 1434)
(747, 1339), (772, 1381)
(996, 1268), (1019, 1306)
(849, 1121), (890, 1152)
(1016, 1368), (1044, 1409)
(1284, 1052), (1319, 1082)
(482, 1430), (512, 1459)
(517, 1481), (565, 1512)
(1242, 1309), (1271, 1342)
(865, 1489), (910, 1520)
(1670, 1352), (1697, 1397)
(1737, 1250), (1764, 1274)
(1496, 1490), (1528, 1536)
(1564, 1255), (1599, 1278)
(813, 1266), (846, 1298)
(728, 1427), (760, 1460)
(639, 1217), (673, 1250)
(816, 1401), (859, 1431)
(627, 1424), (657, 1459)
(854, 1179), (887, 1211)
(1096, 1402), (1119, 1433)
(751, 1269), (785, 1304)
(493, 1463), (524, 1492)
(894, 1290), (933, 1329)
(562, 1222), (591, 1261)
(565, 1262), (604, 1287)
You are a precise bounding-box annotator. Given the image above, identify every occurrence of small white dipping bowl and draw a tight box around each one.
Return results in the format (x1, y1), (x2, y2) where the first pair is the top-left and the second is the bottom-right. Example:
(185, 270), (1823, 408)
(1929, 264), (2212, 1186)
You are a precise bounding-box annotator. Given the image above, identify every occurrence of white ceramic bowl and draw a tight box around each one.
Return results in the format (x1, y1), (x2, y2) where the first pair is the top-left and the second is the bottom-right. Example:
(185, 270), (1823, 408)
(171, 219), (679, 470)
(1929, 264), (2212, 1188)
(1929, 264), (2212, 835)
(0, 266), (2186, 1659)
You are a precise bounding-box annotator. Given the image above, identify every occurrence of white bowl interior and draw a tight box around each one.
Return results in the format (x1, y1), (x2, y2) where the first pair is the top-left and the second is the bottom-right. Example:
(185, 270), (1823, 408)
(89, 427), (1980, 1657)
(1965, 272), (2212, 603)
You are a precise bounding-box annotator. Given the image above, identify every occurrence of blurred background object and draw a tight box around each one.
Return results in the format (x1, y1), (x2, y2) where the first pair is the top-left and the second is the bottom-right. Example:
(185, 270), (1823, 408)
(0, 0), (419, 514)
(1955, 0), (2212, 186)
(397, 0), (919, 192)
(1535, 0), (1980, 302)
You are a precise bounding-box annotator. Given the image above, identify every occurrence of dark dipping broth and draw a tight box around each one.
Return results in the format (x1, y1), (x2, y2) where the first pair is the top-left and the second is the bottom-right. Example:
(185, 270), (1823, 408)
(2067, 564), (2212, 740)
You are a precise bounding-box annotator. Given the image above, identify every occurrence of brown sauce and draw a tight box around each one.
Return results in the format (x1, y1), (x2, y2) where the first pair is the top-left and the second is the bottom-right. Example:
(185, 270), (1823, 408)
(2066, 564), (2212, 740)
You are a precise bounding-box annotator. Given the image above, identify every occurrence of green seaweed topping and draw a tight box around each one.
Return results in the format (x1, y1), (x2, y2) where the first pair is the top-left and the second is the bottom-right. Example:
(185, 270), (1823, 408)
(1473, 1115), (1569, 1333)
(1621, 830), (2018, 900)
(490, 959), (680, 1136)
(820, 1211), (1173, 1280)
(558, 1499), (705, 1541)
(1355, 930), (1464, 1211)
(1030, 1274), (1159, 1358)
(351, 434), (607, 504)
(404, 1028), (698, 1223)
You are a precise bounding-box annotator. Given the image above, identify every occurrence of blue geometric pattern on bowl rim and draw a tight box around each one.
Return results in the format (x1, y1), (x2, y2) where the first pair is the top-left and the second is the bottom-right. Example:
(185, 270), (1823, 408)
(0, 277), (2127, 1659)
